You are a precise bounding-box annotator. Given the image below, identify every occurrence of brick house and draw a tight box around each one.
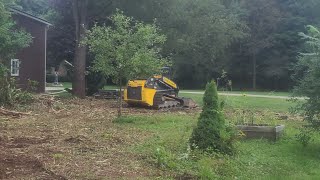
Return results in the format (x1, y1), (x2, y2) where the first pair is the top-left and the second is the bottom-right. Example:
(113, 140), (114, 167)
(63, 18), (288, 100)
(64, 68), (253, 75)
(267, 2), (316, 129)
(10, 8), (51, 93)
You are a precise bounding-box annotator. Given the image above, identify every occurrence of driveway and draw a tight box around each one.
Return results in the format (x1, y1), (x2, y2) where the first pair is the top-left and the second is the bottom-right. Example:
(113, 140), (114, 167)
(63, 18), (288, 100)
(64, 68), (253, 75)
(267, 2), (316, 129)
(45, 87), (65, 91)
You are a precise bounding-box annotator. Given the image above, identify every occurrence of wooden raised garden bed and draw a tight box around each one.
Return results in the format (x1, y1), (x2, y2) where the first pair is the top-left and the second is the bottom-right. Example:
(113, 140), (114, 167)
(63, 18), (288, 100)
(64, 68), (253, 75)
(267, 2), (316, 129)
(236, 124), (285, 141)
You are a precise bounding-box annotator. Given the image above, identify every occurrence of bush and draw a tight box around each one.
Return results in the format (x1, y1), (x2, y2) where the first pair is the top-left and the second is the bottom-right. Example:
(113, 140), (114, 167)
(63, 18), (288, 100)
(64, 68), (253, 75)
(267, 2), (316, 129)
(296, 128), (314, 147)
(0, 64), (34, 106)
(86, 71), (106, 96)
(293, 25), (320, 146)
(190, 81), (235, 155)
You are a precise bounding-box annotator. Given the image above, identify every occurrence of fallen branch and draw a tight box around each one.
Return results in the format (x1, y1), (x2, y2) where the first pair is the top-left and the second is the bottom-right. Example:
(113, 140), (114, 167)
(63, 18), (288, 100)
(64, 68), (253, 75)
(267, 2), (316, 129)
(0, 107), (31, 117)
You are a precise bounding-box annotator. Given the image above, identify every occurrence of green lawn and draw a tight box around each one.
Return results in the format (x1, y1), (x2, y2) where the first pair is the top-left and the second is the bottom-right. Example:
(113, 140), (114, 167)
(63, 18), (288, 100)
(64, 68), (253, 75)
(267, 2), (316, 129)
(181, 93), (296, 112)
(61, 83), (119, 90)
(219, 90), (291, 97)
(181, 90), (291, 97)
(115, 113), (320, 179)
(60, 83), (291, 97)
(61, 82), (72, 89)
(112, 86), (311, 179)
(58, 83), (296, 112)
(55, 82), (317, 179)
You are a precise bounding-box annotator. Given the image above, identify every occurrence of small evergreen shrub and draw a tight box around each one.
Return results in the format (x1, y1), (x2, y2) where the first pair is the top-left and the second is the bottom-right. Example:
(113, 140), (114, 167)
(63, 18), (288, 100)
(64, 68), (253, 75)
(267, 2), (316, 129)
(190, 81), (235, 155)
(293, 25), (320, 146)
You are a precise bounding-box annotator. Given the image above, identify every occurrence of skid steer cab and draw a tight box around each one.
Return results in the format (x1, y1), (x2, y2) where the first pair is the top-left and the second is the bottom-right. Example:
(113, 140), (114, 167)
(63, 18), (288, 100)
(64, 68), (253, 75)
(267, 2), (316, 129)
(124, 74), (197, 109)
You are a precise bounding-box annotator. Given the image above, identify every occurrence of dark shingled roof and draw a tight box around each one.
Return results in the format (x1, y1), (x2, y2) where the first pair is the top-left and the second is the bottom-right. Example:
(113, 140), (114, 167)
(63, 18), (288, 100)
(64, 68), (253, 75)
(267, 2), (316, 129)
(10, 8), (52, 26)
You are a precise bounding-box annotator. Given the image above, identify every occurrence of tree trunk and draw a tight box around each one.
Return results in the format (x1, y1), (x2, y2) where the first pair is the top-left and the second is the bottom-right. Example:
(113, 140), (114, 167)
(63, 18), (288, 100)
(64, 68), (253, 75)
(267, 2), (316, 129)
(252, 53), (257, 90)
(72, 0), (88, 98)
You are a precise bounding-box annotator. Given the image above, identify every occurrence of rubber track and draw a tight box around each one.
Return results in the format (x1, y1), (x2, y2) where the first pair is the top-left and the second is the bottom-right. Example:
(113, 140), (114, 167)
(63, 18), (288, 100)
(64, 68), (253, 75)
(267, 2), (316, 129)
(153, 92), (181, 109)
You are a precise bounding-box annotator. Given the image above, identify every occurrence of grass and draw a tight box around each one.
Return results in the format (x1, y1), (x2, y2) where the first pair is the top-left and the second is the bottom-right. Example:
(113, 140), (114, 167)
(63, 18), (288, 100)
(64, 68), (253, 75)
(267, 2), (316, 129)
(180, 90), (292, 97)
(59, 82), (291, 96)
(115, 112), (320, 179)
(55, 92), (74, 99)
(181, 93), (297, 112)
(56, 83), (296, 112)
(218, 90), (291, 97)
(61, 82), (72, 89)
(111, 87), (313, 179)
(60, 83), (119, 90)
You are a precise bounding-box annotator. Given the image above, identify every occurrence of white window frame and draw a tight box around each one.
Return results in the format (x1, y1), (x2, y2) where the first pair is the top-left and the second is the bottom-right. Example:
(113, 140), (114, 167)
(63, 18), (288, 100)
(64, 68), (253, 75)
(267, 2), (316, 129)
(11, 59), (20, 77)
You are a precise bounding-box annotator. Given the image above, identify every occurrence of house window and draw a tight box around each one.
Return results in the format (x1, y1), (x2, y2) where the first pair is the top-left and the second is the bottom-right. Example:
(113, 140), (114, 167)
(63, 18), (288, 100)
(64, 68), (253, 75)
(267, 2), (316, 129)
(11, 59), (20, 76)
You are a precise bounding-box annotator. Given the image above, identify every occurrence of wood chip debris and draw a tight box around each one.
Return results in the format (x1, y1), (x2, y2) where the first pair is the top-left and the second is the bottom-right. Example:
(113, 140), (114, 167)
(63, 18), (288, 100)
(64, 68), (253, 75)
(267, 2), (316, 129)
(0, 107), (31, 118)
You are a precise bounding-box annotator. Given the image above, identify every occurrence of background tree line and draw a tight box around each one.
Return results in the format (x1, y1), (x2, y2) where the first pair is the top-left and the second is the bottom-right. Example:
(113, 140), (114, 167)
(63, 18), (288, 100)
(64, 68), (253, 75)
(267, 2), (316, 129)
(13, 0), (320, 91)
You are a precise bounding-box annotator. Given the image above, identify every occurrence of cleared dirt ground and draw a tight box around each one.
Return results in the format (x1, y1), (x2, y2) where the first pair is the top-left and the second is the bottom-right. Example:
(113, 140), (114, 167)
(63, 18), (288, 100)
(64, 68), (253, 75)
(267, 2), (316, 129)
(0, 97), (195, 179)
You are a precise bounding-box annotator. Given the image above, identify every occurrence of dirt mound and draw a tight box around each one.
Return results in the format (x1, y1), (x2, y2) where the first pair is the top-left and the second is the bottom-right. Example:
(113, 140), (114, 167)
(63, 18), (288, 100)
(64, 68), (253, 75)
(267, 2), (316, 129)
(0, 135), (65, 179)
(0, 136), (50, 149)
(0, 148), (65, 180)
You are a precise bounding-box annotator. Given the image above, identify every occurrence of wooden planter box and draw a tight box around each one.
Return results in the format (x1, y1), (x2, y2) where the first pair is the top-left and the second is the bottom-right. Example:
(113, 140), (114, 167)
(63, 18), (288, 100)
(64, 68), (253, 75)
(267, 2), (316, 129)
(236, 124), (285, 141)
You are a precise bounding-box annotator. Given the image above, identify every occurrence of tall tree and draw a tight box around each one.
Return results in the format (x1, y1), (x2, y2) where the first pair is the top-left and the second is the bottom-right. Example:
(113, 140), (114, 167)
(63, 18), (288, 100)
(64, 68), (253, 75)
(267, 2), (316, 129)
(50, 0), (113, 97)
(85, 11), (168, 116)
(229, 0), (320, 90)
(46, 1), (74, 69)
(14, 0), (56, 20)
(0, 0), (31, 63)
(46, 0), (320, 91)
(293, 25), (320, 145)
(72, 0), (88, 98)
(241, 0), (283, 90)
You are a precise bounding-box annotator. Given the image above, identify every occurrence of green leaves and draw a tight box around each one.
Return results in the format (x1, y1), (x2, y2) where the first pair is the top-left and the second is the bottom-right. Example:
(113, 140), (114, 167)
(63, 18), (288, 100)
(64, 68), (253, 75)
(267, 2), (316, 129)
(0, 0), (32, 63)
(14, 0), (57, 21)
(293, 25), (320, 135)
(85, 11), (168, 83)
(190, 81), (235, 155)
(161, 0), (247, 87)
(202, 81), (220, 112)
